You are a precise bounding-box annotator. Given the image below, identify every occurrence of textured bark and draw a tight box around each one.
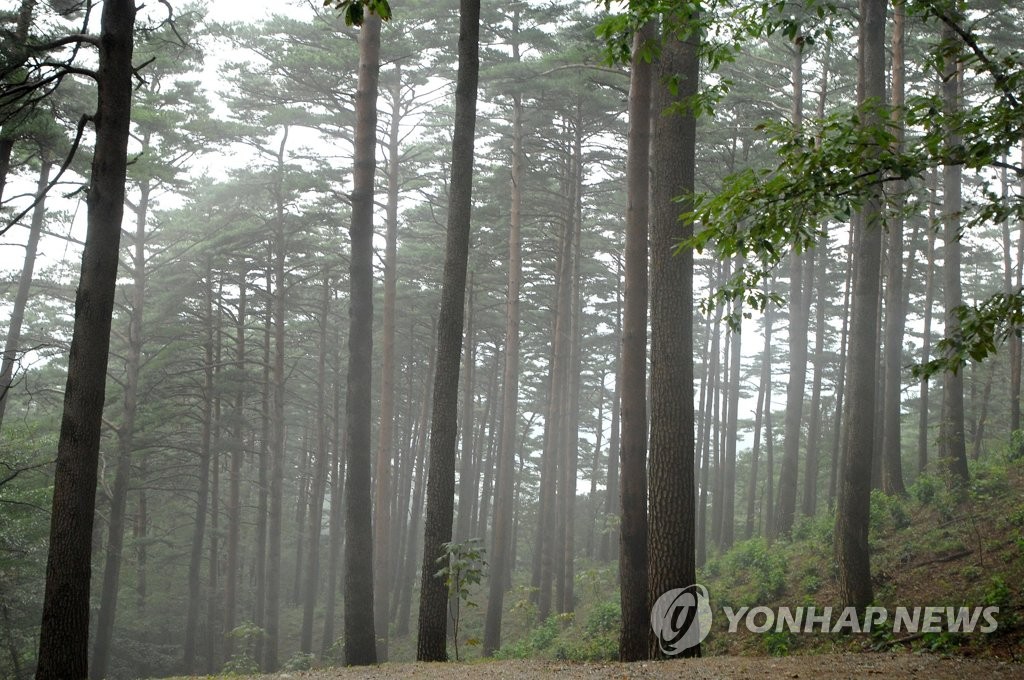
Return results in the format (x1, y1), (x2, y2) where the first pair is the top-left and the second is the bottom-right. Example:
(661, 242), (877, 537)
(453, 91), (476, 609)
(34, 5), (135, 678)
(345, 13), (381, 667)
(91, 177), (150, 680)
(416, 0), (479, 660)
(835, 0), (886, 611)
(648, 11), (699, 658)
(0, 161), (49, 430)
(618, 20), (653, 663)
(482, 85), (522, 650)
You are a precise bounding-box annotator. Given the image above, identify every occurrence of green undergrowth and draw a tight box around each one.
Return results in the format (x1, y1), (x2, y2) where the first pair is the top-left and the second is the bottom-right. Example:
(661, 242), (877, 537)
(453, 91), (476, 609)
(698, 438), (1024, 660)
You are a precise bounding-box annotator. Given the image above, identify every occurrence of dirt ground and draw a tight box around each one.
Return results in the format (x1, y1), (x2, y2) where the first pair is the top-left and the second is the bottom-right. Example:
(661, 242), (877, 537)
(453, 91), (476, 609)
(236, 653), (1023, 679)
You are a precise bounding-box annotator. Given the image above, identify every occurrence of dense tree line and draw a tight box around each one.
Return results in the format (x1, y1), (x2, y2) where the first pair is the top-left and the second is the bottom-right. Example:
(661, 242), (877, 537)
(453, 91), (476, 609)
(0, 0), (1022, 677)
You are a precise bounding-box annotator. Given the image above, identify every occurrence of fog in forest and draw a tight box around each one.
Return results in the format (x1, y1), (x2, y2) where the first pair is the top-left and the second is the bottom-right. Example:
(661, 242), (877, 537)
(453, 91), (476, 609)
(1, 1), (1023, 679)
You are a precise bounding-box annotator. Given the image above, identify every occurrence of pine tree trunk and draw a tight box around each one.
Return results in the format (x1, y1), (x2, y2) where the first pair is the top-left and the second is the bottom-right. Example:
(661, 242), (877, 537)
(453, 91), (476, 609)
(264, 130), (290, 672)
(940, 33), (970, 484)
(802, 248), (826, 516)
(184, 264), (216, 675)
(34, 7), (135, 677)
(320, 354), (345, 658)
(91, 177), (150, 680)
(881, 0), (907, 496)
(561, 123), (584, 615)
(1003, 166), (1021, 434)
(773, 41), (807, 540)
(253, 263), (272, 667)
(618, 19), (653, 663)
(0, 160), (49, 430)
(415, 0), (479, 660)
(345, 13), (382, 667)
(396, 336), (434, 636)
(721, 257), (742, 550)
(301, 276), (333, 654)
(746, 298), (774, 538)
(647, 11), (699, 658)
(598, 266), (622, 564)
(829, 228), (855, 509)
(483, 101), (522, 641)
(835, 0), (887, 611)
(224, 264), (247, 659)
(371, 62), (402, 662)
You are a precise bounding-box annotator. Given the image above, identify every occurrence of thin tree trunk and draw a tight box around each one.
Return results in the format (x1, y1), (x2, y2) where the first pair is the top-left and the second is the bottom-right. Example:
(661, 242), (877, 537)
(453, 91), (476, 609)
(940, 34), (969, 484)
(746, 299), (773, 538)
(721, 257), (742, 550)
(919, 177), (936, 472)
(90, 176), (150, 680)
(224, 264), (247, 658)
(373, 64), (402, 660)
(774, 40), (808, 540)
(835, 0), (887, 611)
(618, 20), (653, 663)
(264, 129), (290, 672)
(881, 0), (908, 496)
(184, 264), (216, 675)
(396, 334), (434, 637)
(415, 0), (480, 660)
(802, 247), (826, 516)
(0, 160), (50, 430)
(1003, 165), (1021, 434)
(829, 228), (855, 509)
(561, 124), (584, 615)
(971, 362), (996, 460)
(598, 266), (622, 564)
(301, 276), (333, 654)
(320, 343), (345, 658)
(253, 262), (272, 667)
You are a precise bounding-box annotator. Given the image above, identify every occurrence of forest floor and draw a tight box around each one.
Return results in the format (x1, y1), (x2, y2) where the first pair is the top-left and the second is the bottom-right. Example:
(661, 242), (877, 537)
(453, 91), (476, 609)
(220, 653), (1023, 679)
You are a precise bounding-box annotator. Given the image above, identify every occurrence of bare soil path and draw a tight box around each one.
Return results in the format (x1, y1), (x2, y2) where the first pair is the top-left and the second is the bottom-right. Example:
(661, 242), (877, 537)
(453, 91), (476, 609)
(224, 653), (1022, 679)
